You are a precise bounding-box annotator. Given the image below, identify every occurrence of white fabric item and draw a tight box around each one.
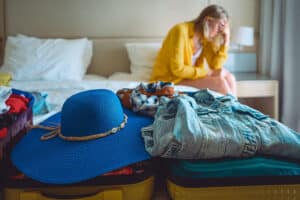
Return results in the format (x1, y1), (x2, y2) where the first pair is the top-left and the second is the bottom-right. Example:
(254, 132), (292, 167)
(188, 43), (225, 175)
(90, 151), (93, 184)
(191, 47), (202, 66)
(83, 74), (107, 80)
(108, 72), (150, 82)
(0, 34), (92, 81)
(0, 86), (12, 114)
(125, 43), (161, 80)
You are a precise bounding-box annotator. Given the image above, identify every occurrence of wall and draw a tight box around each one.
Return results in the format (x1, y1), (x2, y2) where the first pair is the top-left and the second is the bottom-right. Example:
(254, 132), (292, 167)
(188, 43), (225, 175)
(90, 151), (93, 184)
(3, 0), (259, 38)
(210, 0), (259, 31)
(0, 0), (260, 73)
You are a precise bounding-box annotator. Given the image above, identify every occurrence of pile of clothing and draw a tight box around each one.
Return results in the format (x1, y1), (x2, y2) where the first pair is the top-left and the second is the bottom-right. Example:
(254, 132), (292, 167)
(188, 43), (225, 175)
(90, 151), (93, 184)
(117, 82), (300, 160)
(0, 86), (30, 139)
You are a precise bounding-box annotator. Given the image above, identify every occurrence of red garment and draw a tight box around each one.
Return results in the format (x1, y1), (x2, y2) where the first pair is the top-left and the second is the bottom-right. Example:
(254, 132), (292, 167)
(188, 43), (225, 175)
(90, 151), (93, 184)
(102, 167), (134, 176)
(5, 94), (29, 114)
(8, 173), (25, 180)
(0, 127), (8, 139)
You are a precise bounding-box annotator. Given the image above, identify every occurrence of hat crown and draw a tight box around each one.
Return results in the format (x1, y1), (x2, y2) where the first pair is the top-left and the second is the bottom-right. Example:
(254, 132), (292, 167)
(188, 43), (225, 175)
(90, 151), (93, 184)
(61, 89), (124, 137)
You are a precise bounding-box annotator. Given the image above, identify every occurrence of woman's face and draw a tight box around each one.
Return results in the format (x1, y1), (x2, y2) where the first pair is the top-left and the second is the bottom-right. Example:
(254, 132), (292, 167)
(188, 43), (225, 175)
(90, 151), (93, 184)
(205, 17), (227, 39)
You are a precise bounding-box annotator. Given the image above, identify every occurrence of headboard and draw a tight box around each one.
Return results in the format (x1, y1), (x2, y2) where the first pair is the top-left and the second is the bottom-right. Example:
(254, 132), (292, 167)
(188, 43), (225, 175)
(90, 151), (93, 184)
(0, 0), (259, 77)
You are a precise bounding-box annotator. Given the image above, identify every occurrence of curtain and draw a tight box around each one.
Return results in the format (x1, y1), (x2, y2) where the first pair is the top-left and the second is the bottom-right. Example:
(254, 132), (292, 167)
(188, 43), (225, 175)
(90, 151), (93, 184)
(259, 0), (300, 131)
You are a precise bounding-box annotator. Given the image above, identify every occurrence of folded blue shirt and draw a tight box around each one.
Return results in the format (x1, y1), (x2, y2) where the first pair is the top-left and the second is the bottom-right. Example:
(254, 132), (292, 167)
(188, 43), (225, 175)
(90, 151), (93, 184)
(31, 91), (50, 115)
(171, 156), (300, 178)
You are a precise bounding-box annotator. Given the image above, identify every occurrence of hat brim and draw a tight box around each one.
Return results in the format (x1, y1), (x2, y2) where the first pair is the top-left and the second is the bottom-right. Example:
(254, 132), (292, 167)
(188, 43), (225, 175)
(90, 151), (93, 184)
(11, 108), (153, 184)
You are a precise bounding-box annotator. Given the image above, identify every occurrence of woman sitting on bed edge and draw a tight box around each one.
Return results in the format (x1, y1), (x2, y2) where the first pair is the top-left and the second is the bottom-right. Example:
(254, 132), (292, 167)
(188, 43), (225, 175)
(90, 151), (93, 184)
(150, 4), (237, 96)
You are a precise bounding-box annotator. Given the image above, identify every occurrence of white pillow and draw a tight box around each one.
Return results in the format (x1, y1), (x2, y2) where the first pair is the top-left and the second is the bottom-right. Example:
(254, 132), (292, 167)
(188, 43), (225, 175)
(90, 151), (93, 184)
(125, 42), (161, 80)
(0, 34), (92, 80)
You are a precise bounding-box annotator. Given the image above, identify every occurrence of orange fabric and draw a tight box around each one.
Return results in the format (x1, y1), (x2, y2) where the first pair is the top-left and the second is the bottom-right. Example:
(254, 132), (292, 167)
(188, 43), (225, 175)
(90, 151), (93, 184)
(116, 89), (133, 109)
(117, 84), (175, 109)
(139, 86), (175, 97)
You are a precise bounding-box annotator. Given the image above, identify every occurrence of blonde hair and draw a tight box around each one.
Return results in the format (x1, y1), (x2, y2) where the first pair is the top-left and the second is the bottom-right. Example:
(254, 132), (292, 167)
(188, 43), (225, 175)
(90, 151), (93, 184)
(194, 5), (229, 38)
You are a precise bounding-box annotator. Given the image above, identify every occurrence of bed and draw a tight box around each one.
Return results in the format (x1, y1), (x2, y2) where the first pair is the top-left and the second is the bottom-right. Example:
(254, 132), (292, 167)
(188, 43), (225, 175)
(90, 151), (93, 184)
(8, 75), (199, 125)
(0, 0), (299, 200)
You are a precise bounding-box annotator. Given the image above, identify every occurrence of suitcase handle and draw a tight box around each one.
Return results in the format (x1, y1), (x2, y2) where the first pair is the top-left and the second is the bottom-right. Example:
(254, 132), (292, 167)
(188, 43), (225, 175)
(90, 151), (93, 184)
(19, 189), (123, 200)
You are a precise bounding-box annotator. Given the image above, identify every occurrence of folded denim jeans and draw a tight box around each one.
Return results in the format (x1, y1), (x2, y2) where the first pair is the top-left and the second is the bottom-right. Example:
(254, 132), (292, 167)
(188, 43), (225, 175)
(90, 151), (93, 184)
(142, 89), (300, 159)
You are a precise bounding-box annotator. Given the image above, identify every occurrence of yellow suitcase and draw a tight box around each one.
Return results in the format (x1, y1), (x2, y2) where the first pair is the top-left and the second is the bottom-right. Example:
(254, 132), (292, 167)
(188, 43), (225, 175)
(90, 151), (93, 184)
(165, 157), (300, 200)
(3, 161), (154, 200)
(167, 179), (300, 200)
(4, 177), (154, 200)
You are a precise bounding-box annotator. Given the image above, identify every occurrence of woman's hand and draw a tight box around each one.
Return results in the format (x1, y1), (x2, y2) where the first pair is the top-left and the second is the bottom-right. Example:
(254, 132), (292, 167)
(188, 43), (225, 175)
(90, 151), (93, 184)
(221, 22), (230, 46)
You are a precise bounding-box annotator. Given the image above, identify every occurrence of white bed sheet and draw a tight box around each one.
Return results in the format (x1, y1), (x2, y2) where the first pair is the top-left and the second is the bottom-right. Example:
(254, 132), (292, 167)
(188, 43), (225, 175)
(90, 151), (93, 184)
(108, 72), (150, 82)
(10, 74), (198, 125)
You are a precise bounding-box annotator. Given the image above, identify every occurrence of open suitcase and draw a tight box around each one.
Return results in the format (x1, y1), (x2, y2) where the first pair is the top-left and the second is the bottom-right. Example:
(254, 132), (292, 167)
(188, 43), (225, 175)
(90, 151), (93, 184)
(0, 89), (34, 200)
(165, 157), (300, 200)
(0, 88), (34, 174)
(2, 131), (155, 200)
(0, 89), (34, 161)
(1, 89), (155, 200)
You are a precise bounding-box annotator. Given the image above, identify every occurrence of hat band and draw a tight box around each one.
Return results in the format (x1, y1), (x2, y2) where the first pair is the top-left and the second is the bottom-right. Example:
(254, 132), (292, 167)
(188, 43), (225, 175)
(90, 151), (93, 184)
(32, 114), (128, 141)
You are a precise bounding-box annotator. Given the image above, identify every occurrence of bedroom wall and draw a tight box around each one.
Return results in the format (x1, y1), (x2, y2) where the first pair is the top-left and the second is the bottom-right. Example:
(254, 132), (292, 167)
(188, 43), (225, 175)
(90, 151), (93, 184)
(3, 0), (259, 37)
(0, 0), (260, 75)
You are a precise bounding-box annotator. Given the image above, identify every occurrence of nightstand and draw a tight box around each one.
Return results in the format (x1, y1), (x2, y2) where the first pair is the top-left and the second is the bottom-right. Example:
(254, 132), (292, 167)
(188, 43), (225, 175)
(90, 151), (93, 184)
(235, 72), (279, 120)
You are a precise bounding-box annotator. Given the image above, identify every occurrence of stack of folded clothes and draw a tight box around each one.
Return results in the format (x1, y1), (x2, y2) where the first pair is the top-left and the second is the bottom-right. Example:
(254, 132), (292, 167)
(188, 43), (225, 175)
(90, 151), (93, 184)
(0, 86), (33, 160)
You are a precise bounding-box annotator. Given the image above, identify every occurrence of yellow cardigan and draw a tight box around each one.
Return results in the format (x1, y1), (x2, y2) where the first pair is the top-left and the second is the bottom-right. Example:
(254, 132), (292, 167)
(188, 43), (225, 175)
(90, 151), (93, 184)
(150, 21), (228, 84)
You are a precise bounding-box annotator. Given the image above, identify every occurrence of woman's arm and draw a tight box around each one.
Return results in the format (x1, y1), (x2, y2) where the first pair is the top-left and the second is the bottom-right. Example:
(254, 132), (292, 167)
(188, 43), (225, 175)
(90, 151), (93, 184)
(205, 43), (228, 70)
(205, 22), (230, 70)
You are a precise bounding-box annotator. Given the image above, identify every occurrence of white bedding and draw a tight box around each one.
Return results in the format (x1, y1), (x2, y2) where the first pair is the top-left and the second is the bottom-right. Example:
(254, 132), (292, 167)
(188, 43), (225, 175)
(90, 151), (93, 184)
(108, 72), (151, 82)
(10, 74), (198, 125)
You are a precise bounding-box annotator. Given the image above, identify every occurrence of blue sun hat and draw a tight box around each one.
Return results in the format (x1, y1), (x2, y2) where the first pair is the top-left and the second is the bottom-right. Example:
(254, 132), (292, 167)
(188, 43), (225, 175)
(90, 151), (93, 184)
(11, 89), (153, 184)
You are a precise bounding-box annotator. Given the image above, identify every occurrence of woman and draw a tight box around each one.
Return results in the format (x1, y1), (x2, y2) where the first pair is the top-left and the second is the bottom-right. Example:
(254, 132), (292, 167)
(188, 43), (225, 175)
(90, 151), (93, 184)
(150, 5), (237, 96)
